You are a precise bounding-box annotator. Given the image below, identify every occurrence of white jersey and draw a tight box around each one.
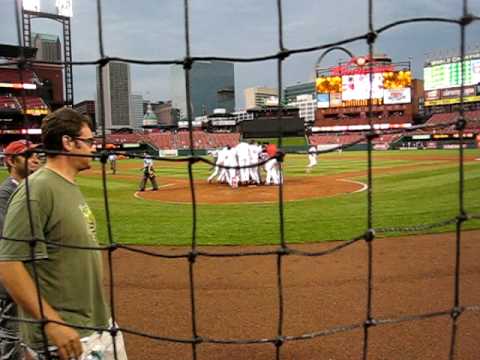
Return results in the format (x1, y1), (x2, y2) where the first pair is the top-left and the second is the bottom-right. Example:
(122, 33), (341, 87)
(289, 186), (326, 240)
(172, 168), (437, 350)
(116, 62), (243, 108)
(307, 146), (318, 168)
(216, 147), (229, 165)
(144, 157), (153, 167)
(235, 142), (250, 160)
(223, 147), (238, 168)
(248, 144), (262, 164)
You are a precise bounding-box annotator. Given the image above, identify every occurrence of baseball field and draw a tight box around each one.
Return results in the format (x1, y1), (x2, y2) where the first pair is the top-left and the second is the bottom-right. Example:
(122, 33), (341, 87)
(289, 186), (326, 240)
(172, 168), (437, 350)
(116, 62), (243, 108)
(1, 148), (479, 359)
(67, 149), (480, 246)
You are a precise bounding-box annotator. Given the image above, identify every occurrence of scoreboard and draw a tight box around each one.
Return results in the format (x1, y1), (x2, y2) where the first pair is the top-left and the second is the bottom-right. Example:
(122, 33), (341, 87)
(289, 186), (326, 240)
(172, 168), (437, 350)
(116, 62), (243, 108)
(316, 70), (411, 108)
(424, 58), (480, 90)
(423, 53), (480, 106)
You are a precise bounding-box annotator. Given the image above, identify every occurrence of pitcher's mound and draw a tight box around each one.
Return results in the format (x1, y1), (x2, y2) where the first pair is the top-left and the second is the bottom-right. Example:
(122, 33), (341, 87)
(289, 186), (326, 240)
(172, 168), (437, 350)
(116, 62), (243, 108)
(135, 176), (365, 204)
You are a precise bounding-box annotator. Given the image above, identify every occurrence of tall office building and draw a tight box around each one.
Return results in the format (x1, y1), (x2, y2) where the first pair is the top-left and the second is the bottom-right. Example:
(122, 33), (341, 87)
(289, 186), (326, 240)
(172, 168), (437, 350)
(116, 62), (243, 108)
(73, 100), (96, 130)
(31, 33), (64, 108)
(32, 33), (62, 62)
(244, 87), (278, 109)
(130, 94), (144, 130)
(170, 61), (235, 119)
(96, 62), (131, 131)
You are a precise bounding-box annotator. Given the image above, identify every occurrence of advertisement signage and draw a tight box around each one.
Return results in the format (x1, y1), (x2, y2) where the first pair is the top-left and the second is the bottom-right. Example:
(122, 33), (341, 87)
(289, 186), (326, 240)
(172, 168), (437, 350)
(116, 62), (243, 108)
(424, 95), (480, 106)
(412, 134), (431, 140)
(425, 90), (440, 100)
(341, 73), (384, 101)
(316, 93), (330, 108)
(383, 88), (411, 104)
(441, 86), (475, 98)
(329, 93), (342, 107)
(315, 58), (412, 108)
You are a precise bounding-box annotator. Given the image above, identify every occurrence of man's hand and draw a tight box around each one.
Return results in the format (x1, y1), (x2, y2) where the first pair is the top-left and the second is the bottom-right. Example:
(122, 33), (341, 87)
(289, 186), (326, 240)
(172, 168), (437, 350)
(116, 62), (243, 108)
(45, 322), (83, 360)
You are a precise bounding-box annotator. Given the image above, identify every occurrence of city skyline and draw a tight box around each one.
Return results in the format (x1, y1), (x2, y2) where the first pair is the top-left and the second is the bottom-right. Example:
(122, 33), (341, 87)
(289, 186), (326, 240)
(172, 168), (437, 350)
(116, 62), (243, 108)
(1, 0), (480, 109)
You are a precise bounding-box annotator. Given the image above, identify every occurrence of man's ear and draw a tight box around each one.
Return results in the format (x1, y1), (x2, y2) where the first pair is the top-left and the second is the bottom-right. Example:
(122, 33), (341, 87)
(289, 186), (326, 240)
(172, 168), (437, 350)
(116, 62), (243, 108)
(62, 135), (75, 152)
(5, 157), (15, 168)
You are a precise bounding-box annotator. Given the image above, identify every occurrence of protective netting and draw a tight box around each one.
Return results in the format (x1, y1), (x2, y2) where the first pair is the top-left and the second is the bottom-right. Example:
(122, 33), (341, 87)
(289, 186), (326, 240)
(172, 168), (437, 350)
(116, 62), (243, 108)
(0, 0), (479, 359)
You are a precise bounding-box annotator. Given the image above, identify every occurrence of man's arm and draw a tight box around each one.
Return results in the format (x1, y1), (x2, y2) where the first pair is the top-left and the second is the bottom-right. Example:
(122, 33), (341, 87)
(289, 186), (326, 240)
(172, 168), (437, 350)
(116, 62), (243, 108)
(0, 261), (83, 360)
(0, 186), (12, 233)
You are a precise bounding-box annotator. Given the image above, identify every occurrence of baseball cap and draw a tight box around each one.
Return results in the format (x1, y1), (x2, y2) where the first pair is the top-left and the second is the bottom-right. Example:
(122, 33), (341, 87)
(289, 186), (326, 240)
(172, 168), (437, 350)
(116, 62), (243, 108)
(4, 140), (39, 160)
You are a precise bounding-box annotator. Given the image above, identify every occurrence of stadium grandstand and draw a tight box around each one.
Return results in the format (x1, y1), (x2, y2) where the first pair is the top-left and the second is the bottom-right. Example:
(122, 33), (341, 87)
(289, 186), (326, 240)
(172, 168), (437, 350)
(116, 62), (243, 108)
(0, 44), (51, 146)
(397, 52), (480, 150)
(99, 131), (241, 153)
(100, 52), (480, 154)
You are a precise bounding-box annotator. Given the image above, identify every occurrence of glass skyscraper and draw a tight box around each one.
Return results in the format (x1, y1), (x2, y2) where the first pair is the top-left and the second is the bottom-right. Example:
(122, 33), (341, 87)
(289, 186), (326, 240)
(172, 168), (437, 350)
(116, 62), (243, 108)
(170, 61), (235, 119)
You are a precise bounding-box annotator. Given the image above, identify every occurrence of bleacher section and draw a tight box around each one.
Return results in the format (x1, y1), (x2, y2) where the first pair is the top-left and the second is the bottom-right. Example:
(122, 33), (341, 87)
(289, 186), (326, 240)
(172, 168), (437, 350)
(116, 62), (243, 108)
(308, 133), (364, 146)
(21, 96), (49, 115)
(103, 131), (241, 150)
(0, 95), (48, 114)
(426, 110), (480, 130)
(0, 96), (21, 112)
(0, 95), (49, 114)
(104, 133), (147, 144)
(317, 115), (411, 127)
(372, 133), (402, 145)
(425, 112), (459, 126)
(308, 132), (402, 148)
(148, 133), (175, 149)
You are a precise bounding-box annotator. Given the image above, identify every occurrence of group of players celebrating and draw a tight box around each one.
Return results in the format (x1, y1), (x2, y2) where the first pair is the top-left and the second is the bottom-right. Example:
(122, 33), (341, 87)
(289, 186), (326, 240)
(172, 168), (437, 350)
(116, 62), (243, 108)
(207, 142), (283, 188)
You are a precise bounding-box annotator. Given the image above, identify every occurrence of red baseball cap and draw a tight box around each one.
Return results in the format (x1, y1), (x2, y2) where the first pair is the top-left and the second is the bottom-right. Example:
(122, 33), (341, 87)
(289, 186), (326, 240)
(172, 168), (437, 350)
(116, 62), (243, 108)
(4, 140), (39, 160)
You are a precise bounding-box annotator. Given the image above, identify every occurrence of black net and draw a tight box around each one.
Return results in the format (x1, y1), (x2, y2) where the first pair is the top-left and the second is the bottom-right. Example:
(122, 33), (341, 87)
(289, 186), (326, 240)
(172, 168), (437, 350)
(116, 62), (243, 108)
(0, 0), (479, 359)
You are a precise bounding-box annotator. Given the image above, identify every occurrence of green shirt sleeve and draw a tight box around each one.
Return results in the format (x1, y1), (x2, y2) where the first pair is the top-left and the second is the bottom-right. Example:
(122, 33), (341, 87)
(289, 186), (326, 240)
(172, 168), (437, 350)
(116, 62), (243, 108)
(0, 187), (48, 262)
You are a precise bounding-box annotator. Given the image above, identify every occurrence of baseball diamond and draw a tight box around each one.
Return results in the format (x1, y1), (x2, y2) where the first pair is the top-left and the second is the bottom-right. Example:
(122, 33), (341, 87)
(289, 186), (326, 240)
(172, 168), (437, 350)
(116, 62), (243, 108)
(1, 0), (480, 358)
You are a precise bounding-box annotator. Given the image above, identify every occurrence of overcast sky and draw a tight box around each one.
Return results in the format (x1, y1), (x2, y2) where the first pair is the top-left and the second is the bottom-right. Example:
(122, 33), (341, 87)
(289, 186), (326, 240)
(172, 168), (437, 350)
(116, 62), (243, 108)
(1, 0), (480, 109)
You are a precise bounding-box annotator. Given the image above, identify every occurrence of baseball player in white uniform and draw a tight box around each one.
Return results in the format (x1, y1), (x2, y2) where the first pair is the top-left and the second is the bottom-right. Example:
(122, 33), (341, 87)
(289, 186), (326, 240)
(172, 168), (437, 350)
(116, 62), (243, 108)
(216, 147), (231, 184)
(223, 146), (239, 188)
(263, 151), (283, 185)
(306, 145), (318, 173)
(207, 149), (220, 183)
(247, 142), (262, 185)
(235, 142), (251, 185)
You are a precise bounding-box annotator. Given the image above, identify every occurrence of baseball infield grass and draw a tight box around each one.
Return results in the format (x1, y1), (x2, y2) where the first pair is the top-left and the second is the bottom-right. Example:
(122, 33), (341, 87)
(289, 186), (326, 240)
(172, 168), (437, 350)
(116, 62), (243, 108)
(0, 149), (479, 245)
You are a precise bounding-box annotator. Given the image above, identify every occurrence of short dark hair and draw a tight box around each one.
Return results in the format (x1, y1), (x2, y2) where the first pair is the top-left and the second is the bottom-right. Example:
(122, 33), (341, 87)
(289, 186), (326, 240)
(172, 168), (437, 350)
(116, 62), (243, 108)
(41, 107), (93, 152)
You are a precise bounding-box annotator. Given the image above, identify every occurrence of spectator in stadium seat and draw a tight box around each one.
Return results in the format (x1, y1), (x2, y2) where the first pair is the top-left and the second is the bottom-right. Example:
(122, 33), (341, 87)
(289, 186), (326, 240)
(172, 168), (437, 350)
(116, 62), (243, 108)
(0, 108), (128, 360)
(0, 139), (40, 360)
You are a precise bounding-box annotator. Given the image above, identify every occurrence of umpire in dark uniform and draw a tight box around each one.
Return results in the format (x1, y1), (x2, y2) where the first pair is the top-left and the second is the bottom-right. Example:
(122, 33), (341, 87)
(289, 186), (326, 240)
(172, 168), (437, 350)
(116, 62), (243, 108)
(138, 153), (159, 192)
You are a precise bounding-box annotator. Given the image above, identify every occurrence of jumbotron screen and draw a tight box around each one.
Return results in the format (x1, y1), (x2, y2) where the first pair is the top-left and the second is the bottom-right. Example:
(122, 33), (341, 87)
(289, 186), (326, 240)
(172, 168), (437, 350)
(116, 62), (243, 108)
(423, 53), (480, 106)
(424, 56), (480, 91)
(315, 70), (411, 108)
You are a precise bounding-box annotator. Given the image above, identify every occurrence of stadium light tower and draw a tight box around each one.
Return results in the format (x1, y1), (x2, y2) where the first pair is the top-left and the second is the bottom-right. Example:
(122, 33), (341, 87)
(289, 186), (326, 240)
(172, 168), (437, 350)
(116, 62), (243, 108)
(21, 0), (74, 106)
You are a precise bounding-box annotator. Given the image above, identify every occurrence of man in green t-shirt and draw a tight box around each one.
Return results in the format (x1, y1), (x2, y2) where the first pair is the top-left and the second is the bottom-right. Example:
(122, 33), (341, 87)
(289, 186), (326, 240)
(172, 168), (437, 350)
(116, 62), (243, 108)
(0, 108), (127, 360)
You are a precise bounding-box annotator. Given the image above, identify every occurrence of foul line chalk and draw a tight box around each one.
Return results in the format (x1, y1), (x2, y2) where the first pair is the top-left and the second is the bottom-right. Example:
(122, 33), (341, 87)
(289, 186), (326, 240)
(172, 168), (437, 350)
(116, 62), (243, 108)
(337, 178), (368, 193)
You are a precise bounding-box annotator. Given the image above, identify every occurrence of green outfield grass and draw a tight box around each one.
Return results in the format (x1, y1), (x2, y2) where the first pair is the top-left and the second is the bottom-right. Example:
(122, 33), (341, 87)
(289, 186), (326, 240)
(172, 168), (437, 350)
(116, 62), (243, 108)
(246, 136), (307, 146)
(1, 149), (479, 245)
